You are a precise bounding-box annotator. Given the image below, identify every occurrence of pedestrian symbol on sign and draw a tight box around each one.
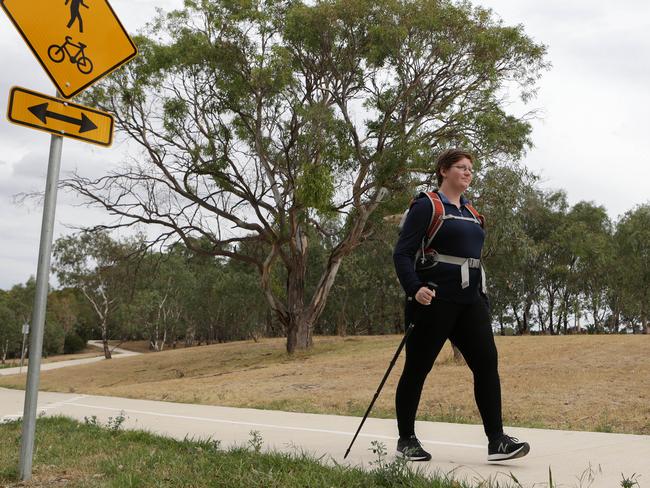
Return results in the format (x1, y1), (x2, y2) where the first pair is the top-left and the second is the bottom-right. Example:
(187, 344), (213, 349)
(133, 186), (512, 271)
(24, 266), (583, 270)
(65, 0), (89, 33)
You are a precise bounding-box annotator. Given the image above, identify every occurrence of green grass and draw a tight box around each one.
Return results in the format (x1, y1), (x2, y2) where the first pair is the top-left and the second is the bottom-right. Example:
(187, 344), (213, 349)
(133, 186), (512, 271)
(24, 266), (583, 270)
(0, 416), (520, 488)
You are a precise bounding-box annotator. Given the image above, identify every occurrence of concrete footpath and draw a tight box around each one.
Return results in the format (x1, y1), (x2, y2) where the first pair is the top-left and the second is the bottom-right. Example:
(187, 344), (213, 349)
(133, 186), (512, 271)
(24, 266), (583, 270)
(0, 343), (140, 377)
(1, 388), (648, 487)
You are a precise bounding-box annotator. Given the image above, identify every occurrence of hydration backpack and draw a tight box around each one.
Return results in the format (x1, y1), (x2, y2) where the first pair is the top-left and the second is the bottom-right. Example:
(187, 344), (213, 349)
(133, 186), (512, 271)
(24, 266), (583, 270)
(398, 191), (485, 259)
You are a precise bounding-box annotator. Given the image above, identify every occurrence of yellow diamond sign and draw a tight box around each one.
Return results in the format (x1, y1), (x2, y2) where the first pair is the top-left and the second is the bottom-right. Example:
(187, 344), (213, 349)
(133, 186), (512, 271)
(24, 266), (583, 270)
(1, 0), (137, 99)
(8, 86), (114, 146)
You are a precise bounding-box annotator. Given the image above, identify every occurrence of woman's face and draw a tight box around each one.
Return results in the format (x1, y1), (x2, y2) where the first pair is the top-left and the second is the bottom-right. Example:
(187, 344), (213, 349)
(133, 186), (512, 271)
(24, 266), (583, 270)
(441, 157), (473, 191)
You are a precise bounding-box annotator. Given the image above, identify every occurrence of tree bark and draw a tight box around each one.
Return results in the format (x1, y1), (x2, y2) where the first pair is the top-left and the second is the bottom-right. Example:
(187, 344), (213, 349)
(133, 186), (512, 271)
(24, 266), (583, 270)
(337, 299), (348, 337)
(642, 300), (648, 335)
(102, 333), (111, 359)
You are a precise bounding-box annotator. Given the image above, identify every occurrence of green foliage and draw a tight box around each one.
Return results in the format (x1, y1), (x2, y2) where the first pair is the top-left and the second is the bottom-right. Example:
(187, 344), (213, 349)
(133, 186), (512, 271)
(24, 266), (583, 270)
(162, 97), (189, 134)
(247, 430), (264, 453)
(106, 411), (128, 432)
(52, 231), (141, 350)
(614, 205), (650, 332)
(296, 164), (335, 211)
(0, 280), (34, 360)
(368, 440), (416, 486)
(63, 333), (87, 354)
(620, 473), (641, 488)
(317, 215), (404, 335)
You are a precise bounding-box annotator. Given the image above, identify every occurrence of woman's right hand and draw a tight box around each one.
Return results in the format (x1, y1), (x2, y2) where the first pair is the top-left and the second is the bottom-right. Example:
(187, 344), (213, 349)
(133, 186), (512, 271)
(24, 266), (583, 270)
(415, 286), (436, 305)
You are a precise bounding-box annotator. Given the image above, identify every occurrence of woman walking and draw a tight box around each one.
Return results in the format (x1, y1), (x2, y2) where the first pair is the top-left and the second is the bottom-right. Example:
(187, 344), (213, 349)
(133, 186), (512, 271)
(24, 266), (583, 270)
(392, 148), (529, 462)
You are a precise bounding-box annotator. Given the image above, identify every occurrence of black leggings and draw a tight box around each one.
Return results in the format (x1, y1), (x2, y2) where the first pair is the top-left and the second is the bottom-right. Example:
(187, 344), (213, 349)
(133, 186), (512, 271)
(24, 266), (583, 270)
(395, 297), (503, 441)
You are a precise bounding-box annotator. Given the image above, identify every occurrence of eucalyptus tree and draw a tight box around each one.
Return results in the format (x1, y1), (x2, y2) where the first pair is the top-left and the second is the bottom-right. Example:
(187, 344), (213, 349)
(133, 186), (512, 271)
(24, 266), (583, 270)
(614, 204), (650, 334)
(0, 294), (19, 364)
(45, 289), (83, 354)
(471, 163), (538, 333)
(2, 279), (36, 360)
(120, 250), (194, 350)
(52, 231), (140, 358)
(321, 214), (404, 336)
(67, 0), (547, 352)
(567, 202), (613, 333)
(497, 188), (553, 334)
(6, 278), (36, 331)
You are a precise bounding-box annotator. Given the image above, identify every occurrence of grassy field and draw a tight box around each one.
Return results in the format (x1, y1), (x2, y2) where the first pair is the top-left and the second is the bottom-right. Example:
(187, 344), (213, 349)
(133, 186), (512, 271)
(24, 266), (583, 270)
(1, 417), (489, 488)
(0, 335), (648, 435)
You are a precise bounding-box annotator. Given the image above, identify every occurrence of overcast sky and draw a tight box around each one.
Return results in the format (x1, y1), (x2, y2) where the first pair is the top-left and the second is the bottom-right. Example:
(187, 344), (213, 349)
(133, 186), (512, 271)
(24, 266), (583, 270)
(1, 0), (649, 290)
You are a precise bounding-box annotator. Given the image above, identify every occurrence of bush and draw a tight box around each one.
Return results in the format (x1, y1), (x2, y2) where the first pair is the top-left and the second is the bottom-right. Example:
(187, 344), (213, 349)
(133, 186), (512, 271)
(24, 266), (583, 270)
(63, 333), (86, 354)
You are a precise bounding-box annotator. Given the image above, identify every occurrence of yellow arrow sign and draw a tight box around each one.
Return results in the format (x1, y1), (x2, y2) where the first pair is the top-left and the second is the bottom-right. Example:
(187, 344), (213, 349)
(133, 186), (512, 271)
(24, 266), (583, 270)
(8, 86), (114, 146)
(1, 0), (137, 99)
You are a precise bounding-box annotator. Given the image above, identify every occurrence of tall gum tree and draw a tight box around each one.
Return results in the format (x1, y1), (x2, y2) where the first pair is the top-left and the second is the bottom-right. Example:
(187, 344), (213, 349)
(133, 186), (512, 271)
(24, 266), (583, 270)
(615, 205), (650, 334)
(68, 0), (548, 353)
(52, 231), (139, 359)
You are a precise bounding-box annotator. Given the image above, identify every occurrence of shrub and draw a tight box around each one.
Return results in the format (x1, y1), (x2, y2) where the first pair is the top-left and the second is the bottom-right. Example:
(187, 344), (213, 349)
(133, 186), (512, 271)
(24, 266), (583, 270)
(63, 333), (86, 354)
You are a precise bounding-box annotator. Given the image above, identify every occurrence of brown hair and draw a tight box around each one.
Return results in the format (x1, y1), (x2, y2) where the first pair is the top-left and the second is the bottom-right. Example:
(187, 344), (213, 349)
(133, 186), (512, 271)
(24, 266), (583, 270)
(434, 148), (474, 186)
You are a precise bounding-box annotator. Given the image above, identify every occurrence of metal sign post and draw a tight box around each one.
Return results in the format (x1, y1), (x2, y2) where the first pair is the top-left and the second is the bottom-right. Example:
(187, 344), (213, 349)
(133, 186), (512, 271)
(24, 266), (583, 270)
(18, 111), (64, 480)
(18, 323), (29, 373)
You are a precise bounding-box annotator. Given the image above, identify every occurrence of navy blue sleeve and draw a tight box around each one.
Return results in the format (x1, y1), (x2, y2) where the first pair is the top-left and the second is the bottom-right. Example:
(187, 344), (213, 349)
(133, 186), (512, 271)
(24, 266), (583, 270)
(393, 197), (431, 296)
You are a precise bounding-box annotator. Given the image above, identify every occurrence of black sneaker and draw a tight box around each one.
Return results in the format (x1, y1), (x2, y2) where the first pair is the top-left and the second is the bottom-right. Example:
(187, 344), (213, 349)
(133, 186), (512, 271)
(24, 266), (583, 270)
(488, 434), (530, 461)
(395, 435), (432, 461)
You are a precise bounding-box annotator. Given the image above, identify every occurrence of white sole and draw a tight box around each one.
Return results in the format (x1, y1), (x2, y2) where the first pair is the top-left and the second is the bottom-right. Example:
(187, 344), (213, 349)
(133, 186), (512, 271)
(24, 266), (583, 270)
(395, 450), (431, 462)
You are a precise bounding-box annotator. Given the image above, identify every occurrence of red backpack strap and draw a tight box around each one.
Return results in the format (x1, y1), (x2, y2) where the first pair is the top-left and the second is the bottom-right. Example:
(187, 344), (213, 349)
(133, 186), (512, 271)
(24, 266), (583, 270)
(465, 203), (485, 228)
(423, 191), (445, 244)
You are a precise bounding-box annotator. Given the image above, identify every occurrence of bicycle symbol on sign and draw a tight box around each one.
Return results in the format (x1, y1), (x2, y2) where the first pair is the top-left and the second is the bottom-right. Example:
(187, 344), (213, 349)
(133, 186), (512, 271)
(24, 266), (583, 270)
(47, 36), (94, 74)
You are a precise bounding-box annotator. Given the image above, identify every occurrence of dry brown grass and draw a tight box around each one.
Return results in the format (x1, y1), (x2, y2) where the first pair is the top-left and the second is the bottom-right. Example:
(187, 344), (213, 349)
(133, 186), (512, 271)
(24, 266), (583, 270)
(1, 335), (648, 434)
(1, 348), (101, 369)
(107, 339), (192, 354)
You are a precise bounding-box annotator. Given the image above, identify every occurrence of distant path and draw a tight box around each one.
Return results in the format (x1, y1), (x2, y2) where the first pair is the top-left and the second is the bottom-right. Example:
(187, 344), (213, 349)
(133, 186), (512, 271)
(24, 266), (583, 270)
(1, 388), (648, 487)
(0, 342), (140, 377)
(86, 340), (141, 356)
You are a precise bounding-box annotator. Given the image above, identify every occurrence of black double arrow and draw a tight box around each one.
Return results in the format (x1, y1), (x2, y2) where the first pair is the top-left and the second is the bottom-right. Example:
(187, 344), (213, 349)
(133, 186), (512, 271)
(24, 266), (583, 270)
(28, 102), (97, 133)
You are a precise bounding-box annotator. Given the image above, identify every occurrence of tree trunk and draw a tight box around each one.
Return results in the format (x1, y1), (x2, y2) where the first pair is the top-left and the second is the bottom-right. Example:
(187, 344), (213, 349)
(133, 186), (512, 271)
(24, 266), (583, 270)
(547, 292), (555, 335)
(642, 291), (649, 334)
(537, 305), (546, 334)
(101, 323), (112, 359)
(286, 315), (313, 354)
(262, 200), (378, 354)
(518, 296), (533, 335)
(160, 329), (167, 351)
(284, 254), (310, 353)
(337, 301), (347, 337)
(512, 307), (522, 335)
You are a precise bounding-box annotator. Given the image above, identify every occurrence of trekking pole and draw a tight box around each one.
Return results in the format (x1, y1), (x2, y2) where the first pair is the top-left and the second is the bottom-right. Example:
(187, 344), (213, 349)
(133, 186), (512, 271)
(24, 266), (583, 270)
(343, 321), (415, 459)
